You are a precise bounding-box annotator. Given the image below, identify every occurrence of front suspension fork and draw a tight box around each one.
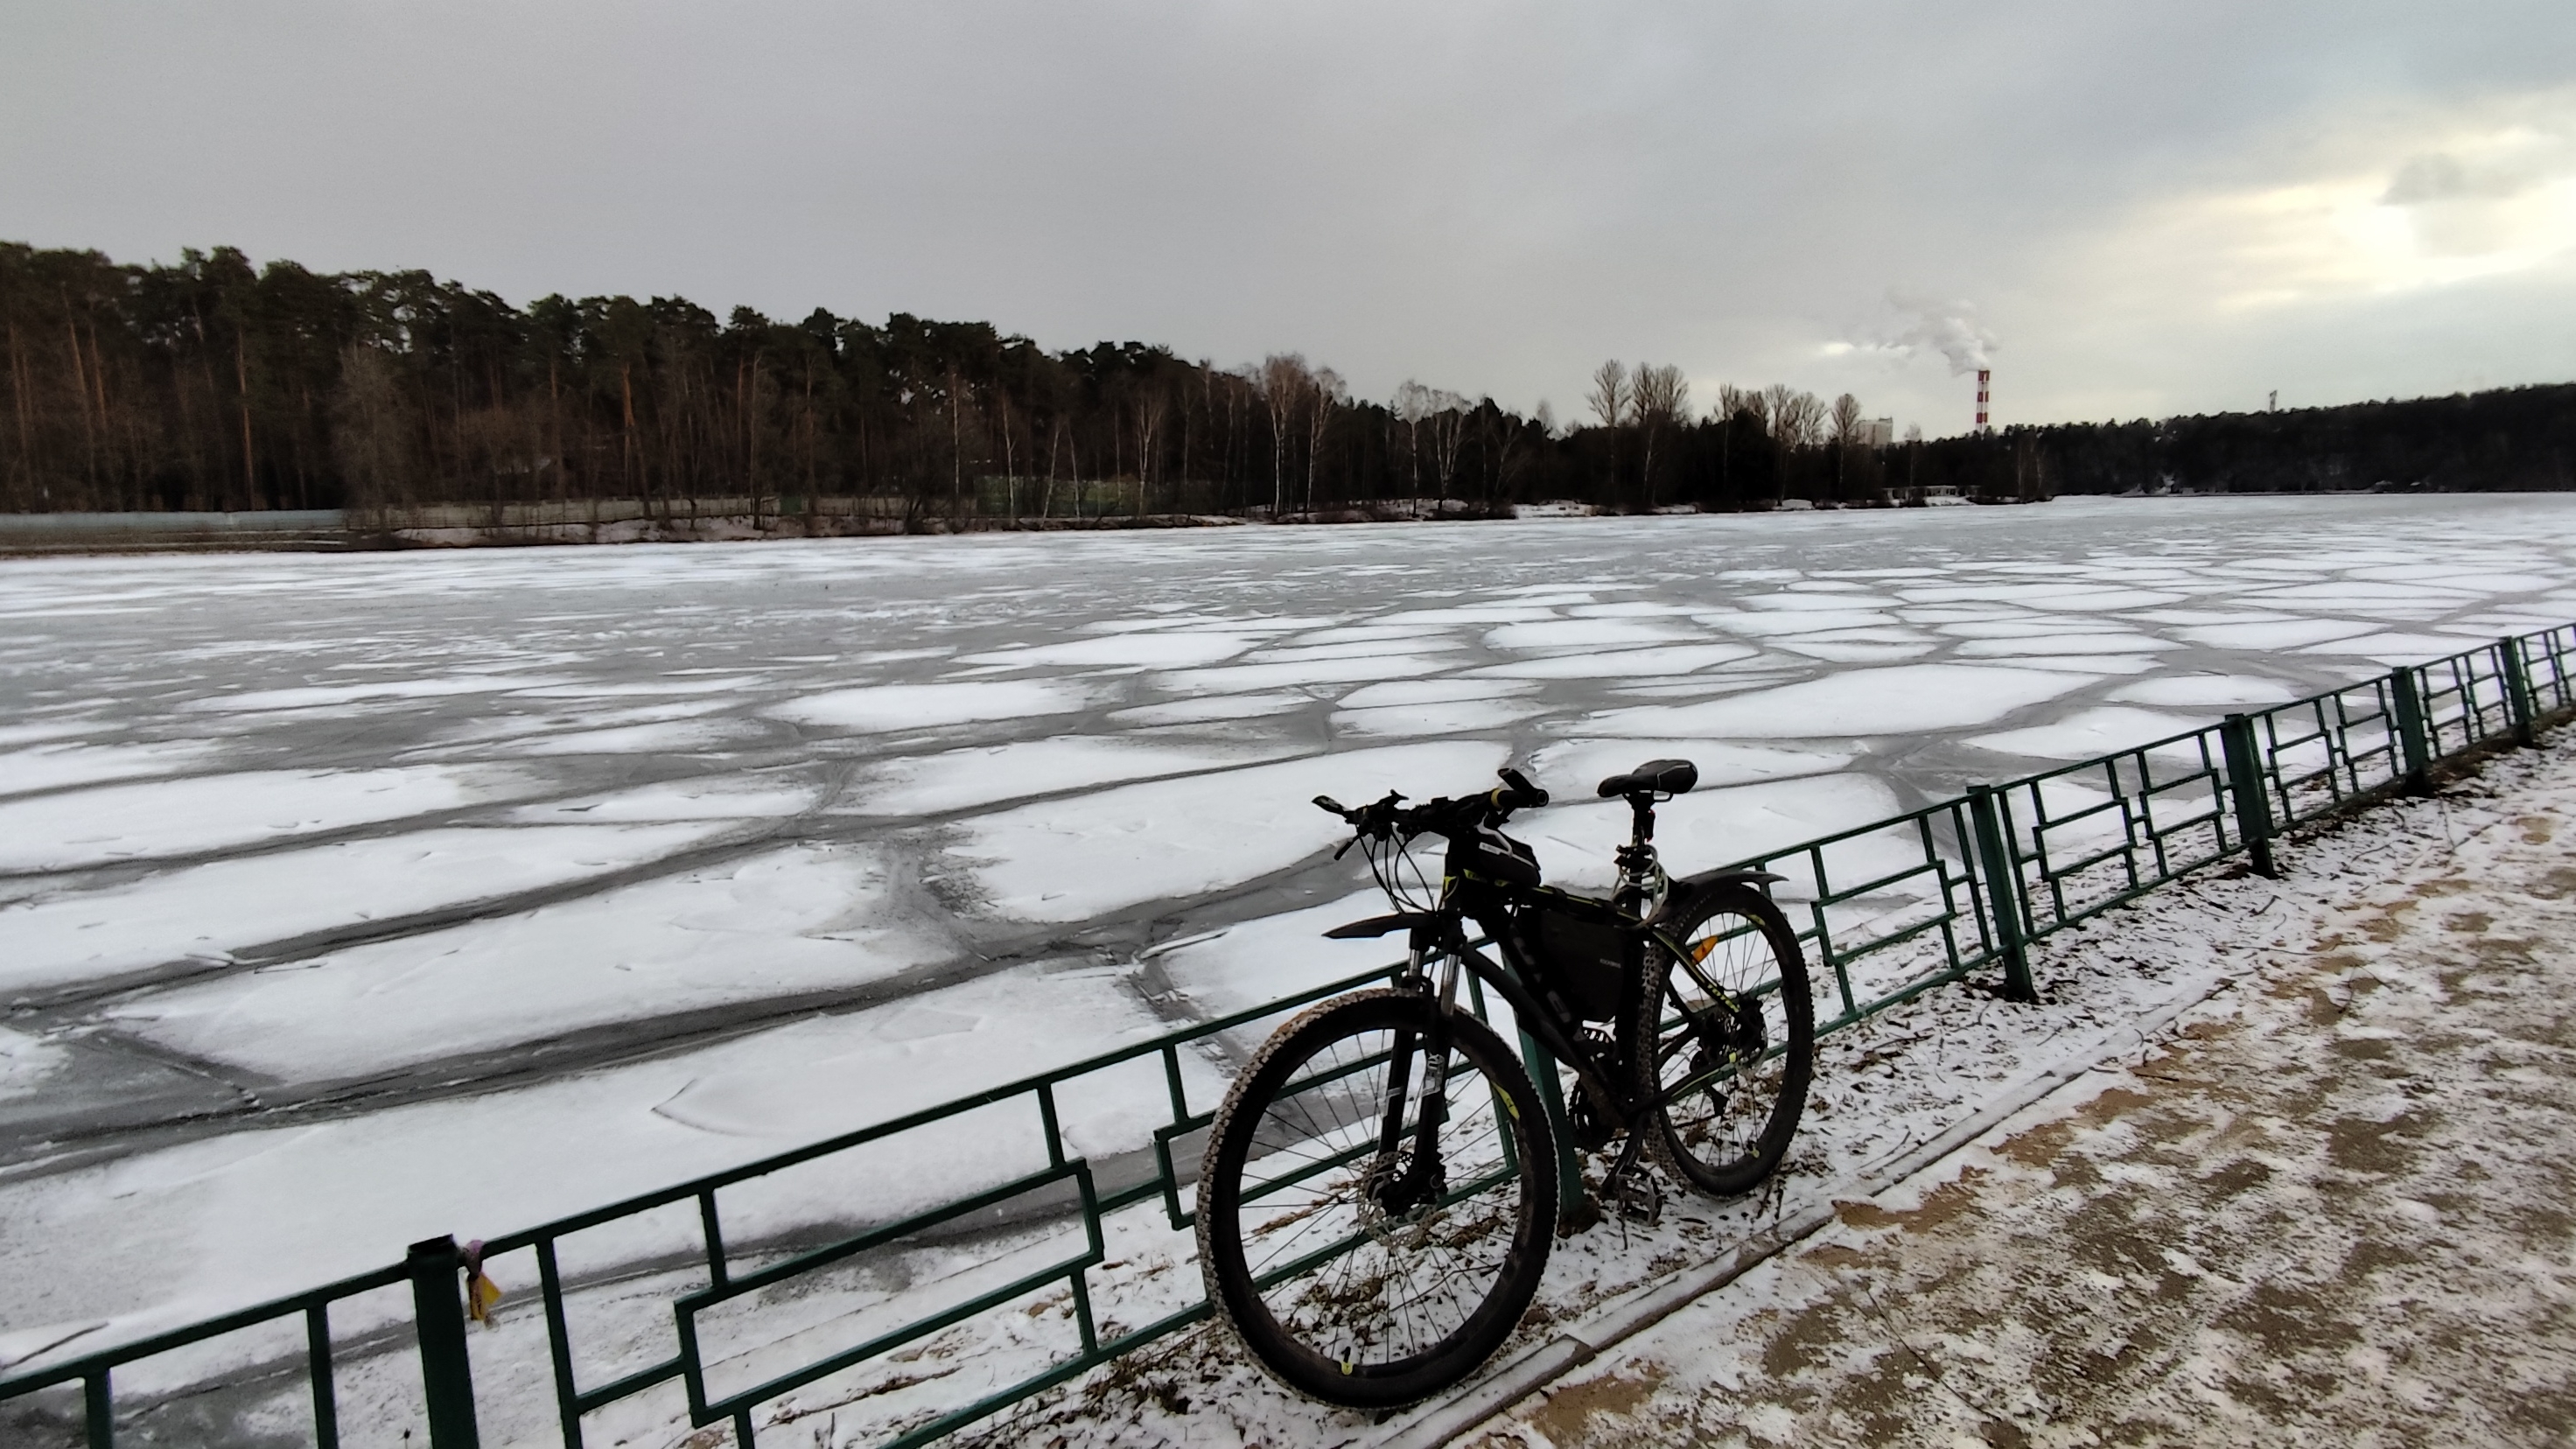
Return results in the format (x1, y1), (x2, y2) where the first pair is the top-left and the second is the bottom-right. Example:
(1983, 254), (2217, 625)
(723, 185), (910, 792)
(1374, 948), (1461, 1213)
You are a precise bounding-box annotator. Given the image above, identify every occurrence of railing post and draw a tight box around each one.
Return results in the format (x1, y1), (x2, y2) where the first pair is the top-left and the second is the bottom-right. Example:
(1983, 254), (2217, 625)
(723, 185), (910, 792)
(2219, 714), (2278, 878)
(1965, 784), (2034, 1003)
(84, 1371), (110, 1449)
(2390, 667), (2432, 793)
(2501, 637), (2538, 747)
(406, 1236), (481, 1449)
(1514, 1032), (1587, 1228)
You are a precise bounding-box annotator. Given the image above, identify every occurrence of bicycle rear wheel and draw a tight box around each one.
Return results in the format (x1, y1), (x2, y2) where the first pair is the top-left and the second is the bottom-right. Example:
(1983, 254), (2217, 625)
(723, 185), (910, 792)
(1196, 988), (1556, 1408)
(1628, 882), (1814, 1195)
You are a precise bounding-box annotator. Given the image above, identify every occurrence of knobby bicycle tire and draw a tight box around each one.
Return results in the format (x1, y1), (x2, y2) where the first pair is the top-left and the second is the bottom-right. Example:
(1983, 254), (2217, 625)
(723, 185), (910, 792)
(1196, 988), (1557, 1408)
(1628, 882), (1815, 1195)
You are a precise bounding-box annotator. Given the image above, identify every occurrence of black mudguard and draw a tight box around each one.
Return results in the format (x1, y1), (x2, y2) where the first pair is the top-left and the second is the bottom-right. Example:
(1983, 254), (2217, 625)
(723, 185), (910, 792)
(1322, 911), (1447, 940)
(1653, 867), (1789, 927)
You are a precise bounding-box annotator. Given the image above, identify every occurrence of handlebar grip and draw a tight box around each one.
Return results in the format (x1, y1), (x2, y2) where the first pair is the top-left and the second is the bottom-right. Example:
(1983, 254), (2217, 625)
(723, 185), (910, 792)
(1313, 794), (1350, 820)
(1494, 767), (1550, 810)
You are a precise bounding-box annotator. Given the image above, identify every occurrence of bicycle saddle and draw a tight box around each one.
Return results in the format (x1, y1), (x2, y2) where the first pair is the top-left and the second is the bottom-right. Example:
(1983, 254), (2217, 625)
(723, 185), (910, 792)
(1597, 758), (1698, 798)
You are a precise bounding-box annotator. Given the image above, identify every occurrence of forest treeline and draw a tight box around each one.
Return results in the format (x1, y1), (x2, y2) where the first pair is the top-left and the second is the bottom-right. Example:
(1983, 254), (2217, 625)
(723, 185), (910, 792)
(4, 241), (2572, 521)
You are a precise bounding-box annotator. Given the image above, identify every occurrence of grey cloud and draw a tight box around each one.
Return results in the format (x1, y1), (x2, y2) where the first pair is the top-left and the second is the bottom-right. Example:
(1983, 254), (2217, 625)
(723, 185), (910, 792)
(2, 1), (2572, 431)
(2382, 152), (2531, 205)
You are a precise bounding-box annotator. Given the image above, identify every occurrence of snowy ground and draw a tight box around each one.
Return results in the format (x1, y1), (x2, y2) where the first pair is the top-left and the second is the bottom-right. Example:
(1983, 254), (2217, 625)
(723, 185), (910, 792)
(1460, 729), (2576, 1449)
(2, 494), (2574, 1436)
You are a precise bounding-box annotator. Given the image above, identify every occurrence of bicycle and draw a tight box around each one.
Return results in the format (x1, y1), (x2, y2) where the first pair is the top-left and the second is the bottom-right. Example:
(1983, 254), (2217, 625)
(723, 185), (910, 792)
(1194, 760), (1816, 1408)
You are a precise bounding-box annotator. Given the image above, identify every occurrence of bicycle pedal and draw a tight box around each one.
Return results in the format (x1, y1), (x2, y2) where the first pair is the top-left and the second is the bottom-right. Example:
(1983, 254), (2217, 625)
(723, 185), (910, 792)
(1602, 1170), (1663, 1228)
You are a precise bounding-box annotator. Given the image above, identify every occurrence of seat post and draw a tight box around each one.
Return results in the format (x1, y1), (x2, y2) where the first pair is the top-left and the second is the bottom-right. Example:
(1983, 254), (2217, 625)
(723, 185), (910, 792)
(1627, 793), (1656, 848)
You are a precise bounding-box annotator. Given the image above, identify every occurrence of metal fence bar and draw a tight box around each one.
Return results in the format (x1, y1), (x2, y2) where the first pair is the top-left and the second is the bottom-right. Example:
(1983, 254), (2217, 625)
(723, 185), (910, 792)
(2219, 713), (2276, 877)
(407, 1236), (481, 1449)
(533, 1238), (587, 1449)
(1965, 784), (2033, 1001)
(2522, 625), (2576, 714)
(2391, 666), (2433, 793)
(304, 1304), (340, 1449)
(83, 1373), (109, 1449)
(10, 621), (2574, 1449)
(2502, 635), (2538, 746)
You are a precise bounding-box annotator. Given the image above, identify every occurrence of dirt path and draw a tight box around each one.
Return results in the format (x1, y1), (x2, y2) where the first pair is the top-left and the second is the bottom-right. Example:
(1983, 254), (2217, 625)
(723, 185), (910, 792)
(1480, 746), (2576, 1448)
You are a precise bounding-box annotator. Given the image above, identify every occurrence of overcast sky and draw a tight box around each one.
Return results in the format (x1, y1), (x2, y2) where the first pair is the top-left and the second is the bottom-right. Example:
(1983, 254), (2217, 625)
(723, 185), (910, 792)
(5, 2), (2572, 435)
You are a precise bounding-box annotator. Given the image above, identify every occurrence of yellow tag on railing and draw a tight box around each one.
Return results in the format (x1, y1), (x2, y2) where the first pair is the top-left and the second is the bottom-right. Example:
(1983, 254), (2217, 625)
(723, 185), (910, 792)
(467, 1269), (503, 1324)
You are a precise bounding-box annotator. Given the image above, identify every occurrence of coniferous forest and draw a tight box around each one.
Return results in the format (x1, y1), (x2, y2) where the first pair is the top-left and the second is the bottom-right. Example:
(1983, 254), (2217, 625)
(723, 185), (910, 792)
(4, 241), (2572, 524)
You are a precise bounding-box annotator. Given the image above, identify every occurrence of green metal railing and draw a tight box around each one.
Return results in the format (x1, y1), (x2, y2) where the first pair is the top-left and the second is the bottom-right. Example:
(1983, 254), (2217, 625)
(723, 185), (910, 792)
(8, 624), (2572, 1448)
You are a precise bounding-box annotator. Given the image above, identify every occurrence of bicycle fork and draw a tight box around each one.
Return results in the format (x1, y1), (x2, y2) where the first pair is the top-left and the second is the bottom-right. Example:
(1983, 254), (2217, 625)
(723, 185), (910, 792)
(1372, 946), (1461, 1219)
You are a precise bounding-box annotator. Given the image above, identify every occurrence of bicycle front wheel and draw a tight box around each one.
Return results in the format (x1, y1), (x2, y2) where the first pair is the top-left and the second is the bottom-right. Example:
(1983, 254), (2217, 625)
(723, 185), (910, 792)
(1196, 988), (1557, 1409)
(1628, 882), (1814, 1195)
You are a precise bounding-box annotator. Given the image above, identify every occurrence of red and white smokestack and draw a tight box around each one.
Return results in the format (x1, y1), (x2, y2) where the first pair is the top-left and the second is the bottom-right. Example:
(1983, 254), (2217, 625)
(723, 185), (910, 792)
(1975, 369), (1991, 430)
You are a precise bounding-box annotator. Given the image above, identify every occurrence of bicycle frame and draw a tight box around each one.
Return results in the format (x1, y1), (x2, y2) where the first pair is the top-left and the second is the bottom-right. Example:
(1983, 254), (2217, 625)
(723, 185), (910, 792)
(1328, 859), (1788, 1145)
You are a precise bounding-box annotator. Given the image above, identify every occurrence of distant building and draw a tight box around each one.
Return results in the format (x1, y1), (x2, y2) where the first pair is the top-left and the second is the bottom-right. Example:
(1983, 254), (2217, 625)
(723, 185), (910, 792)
(1862, 417), (1894, 449)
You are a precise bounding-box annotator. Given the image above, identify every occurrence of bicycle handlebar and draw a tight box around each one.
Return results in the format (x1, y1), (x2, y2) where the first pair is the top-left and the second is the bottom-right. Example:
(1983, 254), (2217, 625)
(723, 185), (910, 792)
(1312, 767), (1550, 855)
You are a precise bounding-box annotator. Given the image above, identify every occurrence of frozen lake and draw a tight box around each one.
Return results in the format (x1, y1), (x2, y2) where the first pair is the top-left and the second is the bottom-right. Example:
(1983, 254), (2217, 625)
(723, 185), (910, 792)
(4, 493), (2575, 1364)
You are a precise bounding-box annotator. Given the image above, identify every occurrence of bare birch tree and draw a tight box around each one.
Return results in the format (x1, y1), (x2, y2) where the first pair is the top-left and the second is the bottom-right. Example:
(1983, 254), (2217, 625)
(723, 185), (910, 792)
(1630, 363), (1689, 509)
(1829, 392), (1864, 501)
(1133, 383), (1169, 514)
(1256, 353), (1308, 514)
(1392, 379), (1432, 501)
(1426, 388), (1469, 507)
(1586, 360), (1629, 430)
(1304, 366), (1345, 511)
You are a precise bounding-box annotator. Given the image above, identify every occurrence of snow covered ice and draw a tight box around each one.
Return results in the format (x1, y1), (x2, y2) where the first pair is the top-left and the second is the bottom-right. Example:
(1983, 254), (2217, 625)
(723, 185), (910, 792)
(4, 493), (2576, 1411)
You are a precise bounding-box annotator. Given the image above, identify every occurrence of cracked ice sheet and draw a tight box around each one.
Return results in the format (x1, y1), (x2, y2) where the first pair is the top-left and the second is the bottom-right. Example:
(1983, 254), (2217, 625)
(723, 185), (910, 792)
(1242, 636), (1467, 663)
(951, 741), (1510, 921)
(1955, 633), (2177, 657)
(1106, 692), (1314, 726)
(171, 675), (571, 714)
(1983, 654), (2162, 675)
(504, 775), (823, 822)
(1484, 620), (1704, 650)
(0, 766), (542, 873)
(955, 633), (1262, 668)
(769, 679), (1108, 732)
(837, 736), (1311, 818)
(0, 740), (223, 798)
(1333, 698), (1550, 737)
(1578, 665), (2100, 738)
(1526, 739), (1858, 797)
(1516, 774), (1906, 892)
(0, 822), (738, 996)
(1465, 643), (1760, 679)
(1696, 609), (1900, 637)
(1146, 891), (1403, 1019)
(0, 1027), (66, 1102)
(113, 843), (952, 1081)
(1968, 706), (2214, 760)
(478, 717), (774, 756)
(1, 960), (1214, 1353)
(2111, 675), (2305, 709)
(1147, 652), (1460, 693)
(2176, 619), (2379, 649)
(2301, 630), (2496, 661)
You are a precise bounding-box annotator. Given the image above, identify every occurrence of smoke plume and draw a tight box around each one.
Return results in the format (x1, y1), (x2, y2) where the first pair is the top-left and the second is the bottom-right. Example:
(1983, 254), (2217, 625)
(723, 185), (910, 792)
(1883, 293), (1997, 374)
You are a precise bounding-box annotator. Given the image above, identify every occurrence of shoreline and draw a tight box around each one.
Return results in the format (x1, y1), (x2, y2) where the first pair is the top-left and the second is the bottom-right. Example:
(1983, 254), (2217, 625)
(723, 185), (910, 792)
(0, 494), (2051, 556)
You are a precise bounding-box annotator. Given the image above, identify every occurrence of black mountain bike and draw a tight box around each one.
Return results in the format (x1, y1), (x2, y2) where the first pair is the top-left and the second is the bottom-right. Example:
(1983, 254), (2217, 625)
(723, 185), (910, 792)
(1194, 760), (1816, 1408)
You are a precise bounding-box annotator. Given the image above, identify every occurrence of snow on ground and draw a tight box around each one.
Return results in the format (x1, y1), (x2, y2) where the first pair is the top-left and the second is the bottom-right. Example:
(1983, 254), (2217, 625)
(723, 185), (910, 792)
(1466, 736), (2576, 1449)
(3, 494), (2576, 1420)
